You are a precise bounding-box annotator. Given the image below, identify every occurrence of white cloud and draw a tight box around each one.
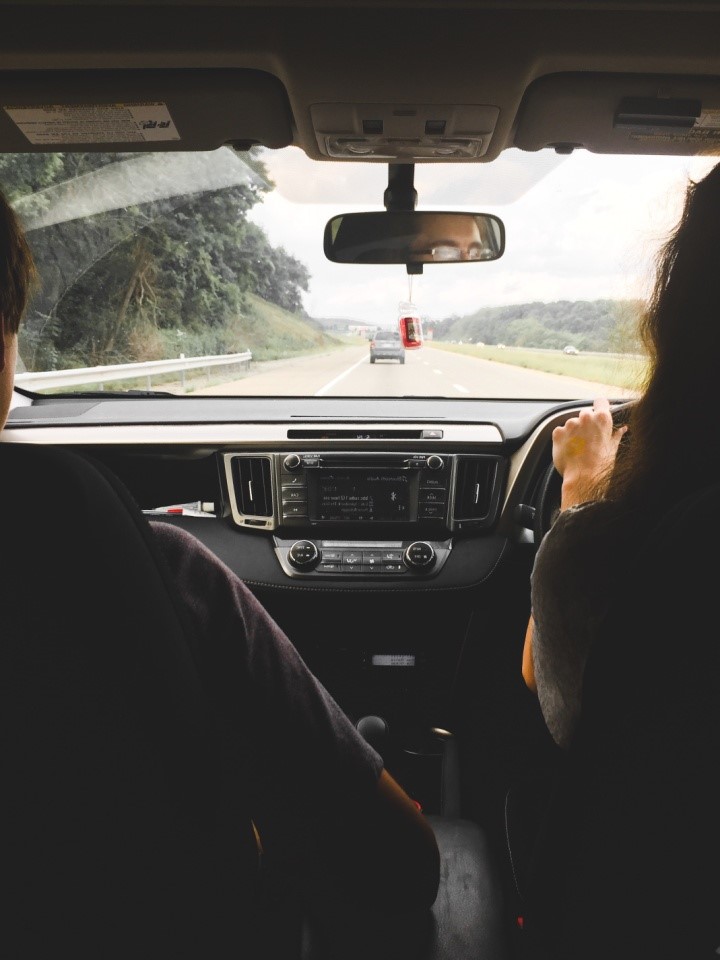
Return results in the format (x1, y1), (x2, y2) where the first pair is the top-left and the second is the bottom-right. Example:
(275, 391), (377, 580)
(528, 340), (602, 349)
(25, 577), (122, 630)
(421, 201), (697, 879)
(249, 147), (719, 322)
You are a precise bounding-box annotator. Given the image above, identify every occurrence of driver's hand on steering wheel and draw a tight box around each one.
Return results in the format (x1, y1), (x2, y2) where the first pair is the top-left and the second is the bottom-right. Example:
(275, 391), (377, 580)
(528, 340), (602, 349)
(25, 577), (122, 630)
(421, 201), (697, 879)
(552, 397), (628, 510)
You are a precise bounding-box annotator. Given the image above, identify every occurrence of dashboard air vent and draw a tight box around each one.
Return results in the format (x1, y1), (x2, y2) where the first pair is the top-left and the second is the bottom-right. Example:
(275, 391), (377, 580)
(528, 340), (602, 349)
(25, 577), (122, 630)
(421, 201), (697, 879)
(231, 456), (273, 518)
(454, 456), (498, 521)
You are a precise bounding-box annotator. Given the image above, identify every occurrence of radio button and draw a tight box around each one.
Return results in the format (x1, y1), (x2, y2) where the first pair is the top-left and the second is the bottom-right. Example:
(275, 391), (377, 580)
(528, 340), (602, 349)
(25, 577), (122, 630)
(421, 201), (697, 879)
(282, 502), (307, 517)
(282, 487), (307, 501)
(427, 455), (445, 470)
(288, 540), (320, 569)
(302, 457), (319, 467)
(419, 489), (445, 503)
(418, 504), (445, 519)
(407, 458), (427, 469)
(283, 454), (301, 471)
(422, 476), (446, 488)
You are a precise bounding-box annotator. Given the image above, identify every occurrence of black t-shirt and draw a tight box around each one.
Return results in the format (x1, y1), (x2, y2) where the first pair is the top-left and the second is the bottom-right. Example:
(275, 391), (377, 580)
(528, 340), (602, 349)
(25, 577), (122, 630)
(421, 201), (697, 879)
(530, 499), (641, 749)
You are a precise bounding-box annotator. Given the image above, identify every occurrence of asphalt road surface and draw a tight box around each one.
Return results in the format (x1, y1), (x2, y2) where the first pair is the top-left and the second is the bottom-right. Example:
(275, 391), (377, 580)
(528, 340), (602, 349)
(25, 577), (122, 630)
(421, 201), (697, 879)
(192, 343), (638, 400)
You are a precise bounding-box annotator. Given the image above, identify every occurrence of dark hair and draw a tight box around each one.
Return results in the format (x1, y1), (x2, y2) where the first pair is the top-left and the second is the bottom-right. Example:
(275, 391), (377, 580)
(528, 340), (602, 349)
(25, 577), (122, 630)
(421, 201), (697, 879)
(0, 188), (36, 335)
(605, 160), (720, 509)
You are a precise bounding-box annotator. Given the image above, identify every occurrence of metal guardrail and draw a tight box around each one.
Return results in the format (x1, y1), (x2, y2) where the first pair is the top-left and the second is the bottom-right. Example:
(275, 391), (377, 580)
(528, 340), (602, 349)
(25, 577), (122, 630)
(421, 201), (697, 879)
(15, 351), (253, 392)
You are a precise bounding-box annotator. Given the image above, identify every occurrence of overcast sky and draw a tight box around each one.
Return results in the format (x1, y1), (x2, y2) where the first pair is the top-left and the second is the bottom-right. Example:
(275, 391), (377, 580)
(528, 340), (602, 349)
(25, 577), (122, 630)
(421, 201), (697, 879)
(249, 146), (717, 324)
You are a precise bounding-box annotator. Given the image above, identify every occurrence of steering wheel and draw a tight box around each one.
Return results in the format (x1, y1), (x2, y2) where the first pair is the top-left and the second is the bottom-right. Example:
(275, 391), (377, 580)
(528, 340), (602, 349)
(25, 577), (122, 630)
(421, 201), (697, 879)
(533, 462), (562, 543)
(532, 400), (635, 543)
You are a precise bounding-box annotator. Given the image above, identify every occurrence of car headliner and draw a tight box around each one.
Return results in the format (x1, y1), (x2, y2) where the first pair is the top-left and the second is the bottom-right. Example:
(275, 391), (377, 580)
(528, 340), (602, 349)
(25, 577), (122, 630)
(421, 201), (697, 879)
(1, 1), (719, 166)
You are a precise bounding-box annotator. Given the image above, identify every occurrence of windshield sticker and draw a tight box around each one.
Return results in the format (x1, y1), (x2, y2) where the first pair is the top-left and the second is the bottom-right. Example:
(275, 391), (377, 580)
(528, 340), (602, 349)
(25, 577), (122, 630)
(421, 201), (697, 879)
(626, 108), (720, 143)
(3, 102), (180, 144)
(697, 109), (720, 129)
(629, 127), (720, 143)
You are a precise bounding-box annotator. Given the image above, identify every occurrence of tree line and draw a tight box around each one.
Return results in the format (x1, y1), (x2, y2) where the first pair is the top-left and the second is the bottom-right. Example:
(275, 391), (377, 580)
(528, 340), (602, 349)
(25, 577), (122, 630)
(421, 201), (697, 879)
(431, 299), (644, 353)
(0, 149), (311, 371)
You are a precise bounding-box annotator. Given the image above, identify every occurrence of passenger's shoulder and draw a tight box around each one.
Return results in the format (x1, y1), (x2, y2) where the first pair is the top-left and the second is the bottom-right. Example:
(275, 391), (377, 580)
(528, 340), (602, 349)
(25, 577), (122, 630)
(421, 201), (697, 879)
(534, 499), (636, 587)
(547, 498), (629, 543)
(149, 518), (202, 547)
(149, 519), (225, 570)
(149, 519), (254, 599)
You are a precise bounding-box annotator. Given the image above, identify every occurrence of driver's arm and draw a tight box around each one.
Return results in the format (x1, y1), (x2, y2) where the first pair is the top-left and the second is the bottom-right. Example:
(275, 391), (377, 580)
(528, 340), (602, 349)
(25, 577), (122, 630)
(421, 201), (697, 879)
(522, 616), (537, 692)
(522, 398), (626, 693)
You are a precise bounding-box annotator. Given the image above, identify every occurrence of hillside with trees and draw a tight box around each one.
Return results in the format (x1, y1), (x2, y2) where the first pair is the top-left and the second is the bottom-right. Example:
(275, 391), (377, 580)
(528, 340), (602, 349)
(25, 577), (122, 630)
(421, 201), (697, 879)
(1, 149), (334, 372)
(432, 299), (644, 353)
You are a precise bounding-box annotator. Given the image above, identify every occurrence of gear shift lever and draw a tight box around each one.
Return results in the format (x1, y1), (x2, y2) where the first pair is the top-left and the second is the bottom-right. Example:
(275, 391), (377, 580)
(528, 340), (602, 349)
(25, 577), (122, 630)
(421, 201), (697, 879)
(356, 715), (390, 761)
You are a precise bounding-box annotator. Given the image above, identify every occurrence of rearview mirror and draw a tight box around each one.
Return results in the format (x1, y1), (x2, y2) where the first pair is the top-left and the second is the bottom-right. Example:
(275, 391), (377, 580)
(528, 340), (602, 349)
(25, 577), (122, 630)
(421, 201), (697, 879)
(323, 211), (505, 265)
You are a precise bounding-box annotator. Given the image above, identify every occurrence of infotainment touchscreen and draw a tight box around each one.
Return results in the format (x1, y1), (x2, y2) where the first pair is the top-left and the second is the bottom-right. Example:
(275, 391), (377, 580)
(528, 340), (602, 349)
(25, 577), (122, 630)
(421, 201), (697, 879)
(314, 470), (410, 522)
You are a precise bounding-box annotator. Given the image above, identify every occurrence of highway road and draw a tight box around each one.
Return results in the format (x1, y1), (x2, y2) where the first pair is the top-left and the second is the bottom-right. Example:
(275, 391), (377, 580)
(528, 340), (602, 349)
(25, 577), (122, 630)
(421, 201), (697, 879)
(192, 342), (638, 400)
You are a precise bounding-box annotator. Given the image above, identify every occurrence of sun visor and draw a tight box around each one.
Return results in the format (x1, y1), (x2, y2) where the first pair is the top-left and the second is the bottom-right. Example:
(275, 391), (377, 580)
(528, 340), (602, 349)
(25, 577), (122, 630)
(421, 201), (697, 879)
(514, 73), (720, 156)
(0, 69), (293, 152)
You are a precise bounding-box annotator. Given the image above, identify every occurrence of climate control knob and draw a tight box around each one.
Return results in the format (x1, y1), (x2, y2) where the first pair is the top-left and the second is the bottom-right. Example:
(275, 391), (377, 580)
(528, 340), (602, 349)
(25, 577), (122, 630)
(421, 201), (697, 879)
(283, 453), (301, 471)
(427, 455), (444, 470)
(288, 539), (320, 569)
(404, 541), (436, 570)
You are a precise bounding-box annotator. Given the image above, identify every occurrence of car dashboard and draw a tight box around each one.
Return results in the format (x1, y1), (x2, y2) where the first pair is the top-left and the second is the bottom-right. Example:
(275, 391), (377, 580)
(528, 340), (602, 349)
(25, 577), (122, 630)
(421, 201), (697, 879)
(4, 392), (585, 816)
(6, 392), (577, 573)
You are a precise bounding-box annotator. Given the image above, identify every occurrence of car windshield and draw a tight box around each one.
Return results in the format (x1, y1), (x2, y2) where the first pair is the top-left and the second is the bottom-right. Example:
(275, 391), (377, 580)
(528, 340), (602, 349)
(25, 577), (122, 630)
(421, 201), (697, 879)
(6, 146), (714, 402)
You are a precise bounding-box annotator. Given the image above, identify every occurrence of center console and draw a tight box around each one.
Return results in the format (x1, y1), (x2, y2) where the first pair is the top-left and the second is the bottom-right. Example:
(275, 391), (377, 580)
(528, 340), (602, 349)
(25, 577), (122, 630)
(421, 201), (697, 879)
(277, 451), (451, 525)
(222, 449), (507, 580)
(218, 446), (511, 794)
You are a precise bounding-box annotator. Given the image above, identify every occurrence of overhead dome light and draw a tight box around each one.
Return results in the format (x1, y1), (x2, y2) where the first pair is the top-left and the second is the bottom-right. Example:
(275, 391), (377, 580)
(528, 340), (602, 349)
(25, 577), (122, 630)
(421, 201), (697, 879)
(343, 141), (377, 155)
(325, 137), (484, 159)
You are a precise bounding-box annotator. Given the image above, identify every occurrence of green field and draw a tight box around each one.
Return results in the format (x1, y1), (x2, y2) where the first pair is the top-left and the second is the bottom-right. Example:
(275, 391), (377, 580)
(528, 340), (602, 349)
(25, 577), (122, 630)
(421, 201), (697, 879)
(427, 341), (647, 392)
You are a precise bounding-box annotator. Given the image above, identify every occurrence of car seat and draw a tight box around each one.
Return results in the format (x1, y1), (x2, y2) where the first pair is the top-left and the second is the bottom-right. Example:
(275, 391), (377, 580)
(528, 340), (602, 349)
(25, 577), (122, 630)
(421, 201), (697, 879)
(0, 441), (513, 960)
(517, 484), (720, 959)
(0, 442), (263, 959)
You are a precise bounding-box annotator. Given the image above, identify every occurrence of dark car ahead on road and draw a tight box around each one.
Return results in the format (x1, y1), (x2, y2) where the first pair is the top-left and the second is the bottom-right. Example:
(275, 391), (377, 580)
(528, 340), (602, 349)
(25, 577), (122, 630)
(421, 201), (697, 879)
(370, 329), (405, 364)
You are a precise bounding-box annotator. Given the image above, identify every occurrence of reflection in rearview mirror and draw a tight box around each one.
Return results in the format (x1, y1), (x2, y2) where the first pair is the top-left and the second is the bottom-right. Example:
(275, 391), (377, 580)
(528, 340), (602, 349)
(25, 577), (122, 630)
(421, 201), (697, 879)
(323, 211), (505, 265)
